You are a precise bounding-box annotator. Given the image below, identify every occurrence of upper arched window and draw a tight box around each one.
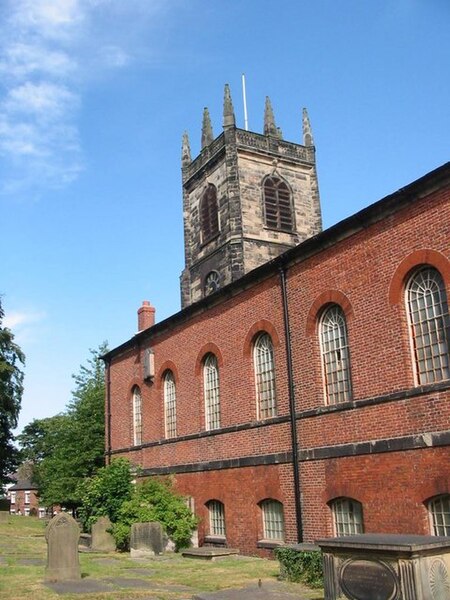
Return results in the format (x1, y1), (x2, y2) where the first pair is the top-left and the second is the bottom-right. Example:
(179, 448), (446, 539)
(254, 333), (277, 419)
(331, 497), (364, 536)
(263, 176), (293, 231)
(132, 385), (142, 446)
(200, 184), (219, 244)
(406, 266), (450, 385)
(428, 495), (450, 536)
(163, 370), (177, 439)
(319, 304), (352, 404)
(203, 353), (220, 430)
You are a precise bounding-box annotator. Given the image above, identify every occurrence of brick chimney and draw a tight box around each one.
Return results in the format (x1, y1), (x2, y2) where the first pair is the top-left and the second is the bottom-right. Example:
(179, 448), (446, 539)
(137, 301), (155, 332)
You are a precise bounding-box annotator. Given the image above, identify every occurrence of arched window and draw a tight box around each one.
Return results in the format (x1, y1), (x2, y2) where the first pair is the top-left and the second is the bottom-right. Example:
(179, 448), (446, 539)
(254, 333), (277, 419)
(331, 498), (364, 536)
(132, 385), (142, 446)
(428, 495), (450, 536)
(406, 266), (450, 384)
(203, 354), (220, 430)
(163, 370), (177, 439)
(263, 176), (293, 231)
(319, 304), (352, 404)
(260, 499), (285, 541)
(206, 500), (226, 537)
(200, 184), (219, 244)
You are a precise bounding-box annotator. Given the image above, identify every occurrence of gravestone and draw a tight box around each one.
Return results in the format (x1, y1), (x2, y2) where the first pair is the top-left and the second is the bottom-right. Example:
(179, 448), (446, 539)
(317, 534), (450, 600)
(91, 516), (115, 552)
(45, 512), (81, 581)
(130, 522), (164, 557)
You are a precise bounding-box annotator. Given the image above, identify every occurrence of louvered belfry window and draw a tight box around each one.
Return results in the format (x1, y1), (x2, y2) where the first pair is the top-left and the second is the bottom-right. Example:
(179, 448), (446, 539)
(200, 184), (219, 243)
(406, 267), (450, 384)
(263, 177), (293, 231)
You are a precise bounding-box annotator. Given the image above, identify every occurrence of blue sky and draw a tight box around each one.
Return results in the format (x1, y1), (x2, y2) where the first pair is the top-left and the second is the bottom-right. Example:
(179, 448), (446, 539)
(1, 0), (449, 434)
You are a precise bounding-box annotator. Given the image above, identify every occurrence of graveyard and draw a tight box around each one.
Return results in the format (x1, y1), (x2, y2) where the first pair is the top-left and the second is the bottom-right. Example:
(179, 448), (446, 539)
(0, 515), (323, 600)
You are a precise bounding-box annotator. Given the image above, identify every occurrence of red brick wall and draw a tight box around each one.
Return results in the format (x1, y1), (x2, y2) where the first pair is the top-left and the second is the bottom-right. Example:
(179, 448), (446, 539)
(107, 178), (450, 553)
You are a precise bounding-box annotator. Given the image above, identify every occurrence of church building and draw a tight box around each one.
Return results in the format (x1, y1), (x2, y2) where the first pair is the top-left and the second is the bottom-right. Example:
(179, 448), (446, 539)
(104, 86), (450, 556)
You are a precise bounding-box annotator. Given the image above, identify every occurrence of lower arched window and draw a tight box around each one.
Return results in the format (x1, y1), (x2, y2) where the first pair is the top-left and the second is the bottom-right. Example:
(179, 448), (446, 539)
(261, 499), (285, 541)
(428, 495), (450, 536)
(206, 500), (226, 537)
(132, 385), (142, 446)
(319, 304), (352, 404)
(331, 498), (363, 536)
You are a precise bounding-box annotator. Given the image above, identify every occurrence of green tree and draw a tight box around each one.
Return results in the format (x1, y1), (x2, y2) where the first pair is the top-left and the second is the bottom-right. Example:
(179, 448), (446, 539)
(17, 343), (107, 508)
(77, 458), (134, 532)
(0, 299), (25, 485)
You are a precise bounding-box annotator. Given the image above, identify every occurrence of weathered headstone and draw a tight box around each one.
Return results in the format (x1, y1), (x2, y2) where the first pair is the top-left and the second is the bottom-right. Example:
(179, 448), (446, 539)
(130, 522), (164, 557)
(45, 512), (81, 581)
(91, 516), (115, 552)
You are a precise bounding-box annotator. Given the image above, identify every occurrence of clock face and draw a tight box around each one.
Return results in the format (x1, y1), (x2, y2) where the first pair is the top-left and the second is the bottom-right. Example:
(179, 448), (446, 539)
(205, 271), (220, 295)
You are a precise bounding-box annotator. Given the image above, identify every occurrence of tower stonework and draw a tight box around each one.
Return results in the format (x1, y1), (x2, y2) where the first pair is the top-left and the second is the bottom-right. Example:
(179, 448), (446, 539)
(180, 85), (322, 308)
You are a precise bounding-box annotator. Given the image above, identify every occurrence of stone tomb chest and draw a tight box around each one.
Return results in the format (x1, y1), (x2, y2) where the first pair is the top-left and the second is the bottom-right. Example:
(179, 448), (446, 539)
(317, 534), (450, 600)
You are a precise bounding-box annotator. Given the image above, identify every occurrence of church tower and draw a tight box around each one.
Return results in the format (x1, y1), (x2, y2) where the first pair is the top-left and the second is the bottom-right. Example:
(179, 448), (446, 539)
(180, 85), (322, 308)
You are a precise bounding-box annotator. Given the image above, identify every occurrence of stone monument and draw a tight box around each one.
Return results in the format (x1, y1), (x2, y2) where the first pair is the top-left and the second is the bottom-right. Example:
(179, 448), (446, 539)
(91, 516), (115, 552)
(45, 512), (81, 581)
(130, 522), (164, 557)
(317, 534), (450, 600)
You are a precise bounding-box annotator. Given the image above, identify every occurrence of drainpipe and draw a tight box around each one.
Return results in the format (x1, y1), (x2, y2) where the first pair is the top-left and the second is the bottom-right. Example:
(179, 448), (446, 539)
(279, 264), (303, 543)
(105, 358), (112, 465)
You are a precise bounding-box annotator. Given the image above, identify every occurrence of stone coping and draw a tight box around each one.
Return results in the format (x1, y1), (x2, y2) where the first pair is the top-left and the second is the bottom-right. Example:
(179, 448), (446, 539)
(282, 543), (321, 552)
(182, 547), (239, 559)
(316, 533), (450, 552)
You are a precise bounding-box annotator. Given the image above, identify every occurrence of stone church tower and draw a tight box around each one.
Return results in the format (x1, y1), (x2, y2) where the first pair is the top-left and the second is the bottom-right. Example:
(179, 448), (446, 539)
(180, 85), (322, 308)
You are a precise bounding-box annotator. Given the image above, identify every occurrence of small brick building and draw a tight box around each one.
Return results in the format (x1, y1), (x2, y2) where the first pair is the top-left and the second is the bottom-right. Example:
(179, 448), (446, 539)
(105, 87), (450, 555)
(8, 478), (44, 517)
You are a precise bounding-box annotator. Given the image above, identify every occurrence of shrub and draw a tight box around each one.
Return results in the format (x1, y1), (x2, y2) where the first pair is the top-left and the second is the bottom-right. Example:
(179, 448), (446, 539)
(112, 477), (198, 552)
(275, 547), (323, 588)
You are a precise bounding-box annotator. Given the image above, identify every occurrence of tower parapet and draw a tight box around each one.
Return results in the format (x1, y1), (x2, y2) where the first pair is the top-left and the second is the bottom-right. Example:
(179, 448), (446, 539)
(180, 85), (322, 308)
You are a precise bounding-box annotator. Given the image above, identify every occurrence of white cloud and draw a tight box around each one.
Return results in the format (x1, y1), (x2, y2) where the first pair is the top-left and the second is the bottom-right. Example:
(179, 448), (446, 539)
(3, 309), (46, 345)
(0, 0), (174, 198)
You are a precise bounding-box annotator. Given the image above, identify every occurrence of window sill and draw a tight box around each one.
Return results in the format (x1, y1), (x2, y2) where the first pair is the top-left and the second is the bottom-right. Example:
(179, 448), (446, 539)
(257, 539), (284, 549)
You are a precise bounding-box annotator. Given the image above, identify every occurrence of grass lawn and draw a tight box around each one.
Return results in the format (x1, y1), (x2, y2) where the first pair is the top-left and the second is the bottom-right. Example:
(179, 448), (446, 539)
(0, 515), (323, 599)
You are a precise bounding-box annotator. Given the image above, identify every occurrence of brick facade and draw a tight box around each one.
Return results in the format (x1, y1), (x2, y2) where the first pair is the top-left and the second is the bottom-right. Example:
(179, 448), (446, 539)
(105, 159), (450, 556)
